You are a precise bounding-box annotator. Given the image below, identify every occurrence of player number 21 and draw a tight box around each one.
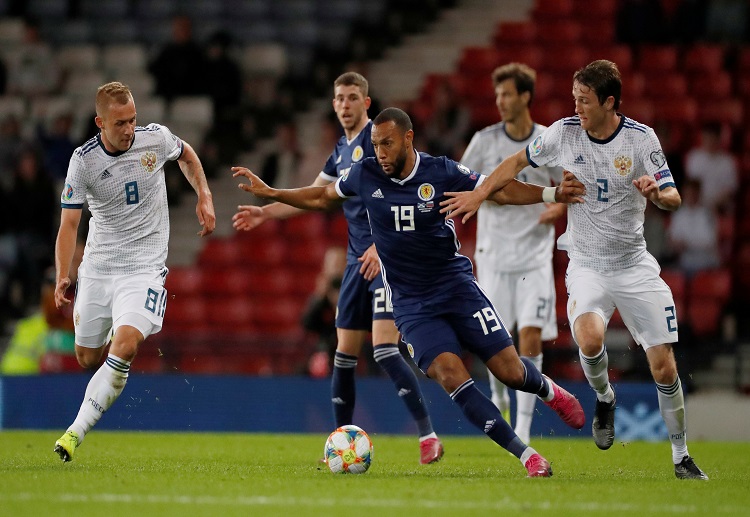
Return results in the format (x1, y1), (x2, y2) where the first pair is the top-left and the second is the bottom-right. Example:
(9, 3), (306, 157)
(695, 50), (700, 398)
(473, 307), (502, 335)
(391, 206), (415, 231)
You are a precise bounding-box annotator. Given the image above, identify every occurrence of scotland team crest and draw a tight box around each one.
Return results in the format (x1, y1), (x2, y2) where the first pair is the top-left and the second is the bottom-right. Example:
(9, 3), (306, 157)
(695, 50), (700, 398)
(614, 155), (632, 176)
(418, 183), (435, 201)
(352, 146), (364, 162)
(140, 151), (158, 173)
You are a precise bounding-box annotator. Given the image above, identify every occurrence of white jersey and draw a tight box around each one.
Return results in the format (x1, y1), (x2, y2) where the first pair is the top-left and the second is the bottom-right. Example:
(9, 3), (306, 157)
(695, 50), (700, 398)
(527, 115), (676, 270)
(461, 122), (562, 272)
(61, 123), (183, 275)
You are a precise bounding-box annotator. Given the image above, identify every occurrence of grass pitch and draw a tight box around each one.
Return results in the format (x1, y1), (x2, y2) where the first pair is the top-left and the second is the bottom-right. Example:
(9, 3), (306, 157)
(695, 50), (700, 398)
(0, 431), (747, 517)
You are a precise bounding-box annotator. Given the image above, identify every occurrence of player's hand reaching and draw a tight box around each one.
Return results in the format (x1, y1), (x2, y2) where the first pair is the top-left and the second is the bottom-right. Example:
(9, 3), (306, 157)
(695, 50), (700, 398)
(54, 277), (71, 309)
(233, 166), (274, 199)
(232, 205), (266, 232)
(196, 194), (216, 237)
(358, 243), (381, 281)
(555, 171), (586, 204)
(439, 189), (485, 223)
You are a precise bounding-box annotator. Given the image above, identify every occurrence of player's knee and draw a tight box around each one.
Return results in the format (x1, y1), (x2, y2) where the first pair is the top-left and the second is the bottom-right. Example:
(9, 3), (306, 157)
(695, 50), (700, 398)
(428, 353), (469, 392)
(651, 361), (678, 385)
(75, 347), (103, 369)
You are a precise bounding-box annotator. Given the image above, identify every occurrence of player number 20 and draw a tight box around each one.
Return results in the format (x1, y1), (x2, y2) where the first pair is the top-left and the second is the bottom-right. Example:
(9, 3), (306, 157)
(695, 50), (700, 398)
(391, 206), (415, 231)
(473, 307), (502, 335)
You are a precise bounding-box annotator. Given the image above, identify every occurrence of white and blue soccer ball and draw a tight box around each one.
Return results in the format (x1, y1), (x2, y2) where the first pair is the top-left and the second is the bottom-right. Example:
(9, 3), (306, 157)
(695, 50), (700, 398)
(324, 424), (373, 474)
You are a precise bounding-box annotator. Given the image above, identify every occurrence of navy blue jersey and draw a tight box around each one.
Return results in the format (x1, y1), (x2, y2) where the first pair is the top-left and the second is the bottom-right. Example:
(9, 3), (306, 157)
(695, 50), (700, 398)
(321, 121), (375, 264)
(335, 151), (485, 308)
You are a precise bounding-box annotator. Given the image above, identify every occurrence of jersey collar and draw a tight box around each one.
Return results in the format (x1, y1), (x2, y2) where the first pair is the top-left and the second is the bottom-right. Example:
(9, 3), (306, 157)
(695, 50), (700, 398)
(586, 113), (625, 145)
(390, 149), (420, 184)
(97, 132), (134, 157)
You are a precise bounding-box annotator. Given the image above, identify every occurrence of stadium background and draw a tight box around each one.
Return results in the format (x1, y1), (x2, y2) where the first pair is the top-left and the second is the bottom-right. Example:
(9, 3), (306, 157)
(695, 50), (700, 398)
(0, 0), (748, 439)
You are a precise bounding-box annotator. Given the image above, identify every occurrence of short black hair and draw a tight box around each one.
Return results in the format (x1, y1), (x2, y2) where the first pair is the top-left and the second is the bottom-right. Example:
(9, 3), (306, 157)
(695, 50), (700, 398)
(373, 107), (413, 132)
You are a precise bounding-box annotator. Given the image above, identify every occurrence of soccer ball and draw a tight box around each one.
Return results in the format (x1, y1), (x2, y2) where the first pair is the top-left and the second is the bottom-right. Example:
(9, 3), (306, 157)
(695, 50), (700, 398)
(324, 424), (373, 474)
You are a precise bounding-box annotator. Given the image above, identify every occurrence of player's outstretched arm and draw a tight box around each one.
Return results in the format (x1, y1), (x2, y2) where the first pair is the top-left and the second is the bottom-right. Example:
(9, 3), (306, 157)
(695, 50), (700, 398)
(177, 141), (216, 237)
(232, 176), (334, 232)
(233, 166), (343, 211)
(440, 148), (530, 223)
(488, 171), (586, 206)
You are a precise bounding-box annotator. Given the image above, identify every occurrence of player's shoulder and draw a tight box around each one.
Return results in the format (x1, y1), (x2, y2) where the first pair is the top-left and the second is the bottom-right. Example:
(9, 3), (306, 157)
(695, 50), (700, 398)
(475, 121), (505, 138)
(620, 115), (653, 137)
(73, 134), (100, 159)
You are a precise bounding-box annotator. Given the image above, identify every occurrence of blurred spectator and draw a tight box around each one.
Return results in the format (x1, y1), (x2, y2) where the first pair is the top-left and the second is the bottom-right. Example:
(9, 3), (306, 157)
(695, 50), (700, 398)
(706, 0), (748, 43)
(148, 15), (206, 100)
(301, 246), (346, 377)
(260, 121), (303, 189)
(422, 79), (470, 160)
(684, 122), (738, 214)
(616, 0), (669, 44)
(0, 115), (24, 190)
(7, 147), (57, 313)
(201, 31), (243, 172)
(0, 237), (84, 375)
(6, 17), (60, 98)
(667, 179), (721, 276)
(37, 112), (77, 184)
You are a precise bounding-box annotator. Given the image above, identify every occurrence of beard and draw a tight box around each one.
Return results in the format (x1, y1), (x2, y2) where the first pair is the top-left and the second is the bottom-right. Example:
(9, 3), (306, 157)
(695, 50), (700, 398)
(382, 149), (407, 178)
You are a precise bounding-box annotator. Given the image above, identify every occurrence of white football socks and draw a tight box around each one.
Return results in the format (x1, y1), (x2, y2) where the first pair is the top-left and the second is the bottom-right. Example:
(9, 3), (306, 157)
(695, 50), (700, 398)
(579, 347), (614, 403)
(69, 354), (130, 443)
(487, 369), (510, 413)
(657, 377), (689, 464)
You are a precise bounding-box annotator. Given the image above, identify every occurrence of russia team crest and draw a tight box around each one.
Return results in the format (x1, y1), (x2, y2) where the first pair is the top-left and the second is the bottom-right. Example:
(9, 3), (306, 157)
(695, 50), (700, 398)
(140, 151), (158, 173)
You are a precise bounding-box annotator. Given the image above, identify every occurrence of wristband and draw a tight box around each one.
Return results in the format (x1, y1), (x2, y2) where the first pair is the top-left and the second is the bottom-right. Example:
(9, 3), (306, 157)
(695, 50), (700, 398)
(542, 186), (557, 203)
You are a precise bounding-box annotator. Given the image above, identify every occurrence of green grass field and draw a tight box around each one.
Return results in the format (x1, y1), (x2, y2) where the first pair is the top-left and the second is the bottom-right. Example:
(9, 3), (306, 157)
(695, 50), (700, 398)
(0, 431), (747, 517)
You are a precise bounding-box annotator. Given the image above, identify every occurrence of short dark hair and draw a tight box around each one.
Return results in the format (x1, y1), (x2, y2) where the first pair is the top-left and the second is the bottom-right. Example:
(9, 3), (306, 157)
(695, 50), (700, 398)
(492, 62), (536, 106)
(334, 71), (369, 98)
(573, 59), (622, 110)
(373, 107), (413, 133)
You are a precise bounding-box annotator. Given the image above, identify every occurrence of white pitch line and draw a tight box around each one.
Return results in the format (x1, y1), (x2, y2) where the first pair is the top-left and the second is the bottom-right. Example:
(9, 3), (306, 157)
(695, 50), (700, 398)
(0, 492), (741, 513)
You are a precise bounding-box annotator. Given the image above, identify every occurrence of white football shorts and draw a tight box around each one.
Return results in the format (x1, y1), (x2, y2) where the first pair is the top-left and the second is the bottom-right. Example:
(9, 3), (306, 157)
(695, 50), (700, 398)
(475, 260), (558, 341)
(73, 267), (169, 348)
(565, 253), (678, 349)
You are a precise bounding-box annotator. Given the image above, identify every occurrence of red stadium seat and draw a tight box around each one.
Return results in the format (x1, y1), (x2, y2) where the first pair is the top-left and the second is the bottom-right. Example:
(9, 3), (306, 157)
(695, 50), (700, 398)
(246, 268), (297, 296)
(535, 20), (583, 45)
(287, 238), (327, 267)
(163, 296), (210, 333)
(620, 99), (655, 126)
(197, 238), (244, 267)
(251, 239), (287, 267)
(682, 44), (725, 74)
(205, 296), (256, 334)
(493, 21), (536, 47)
(282, 212), (326, 239)
(165, 267), (204, 297)
(200, 267), (253, 297)
(531, 0), (575, 22)
(532, 99), (573, 126)
(579, 20), (616, 47)
(590, 45), (633, 73)
(654, 97), (698, 125)
(689, 72), (733, 100)
(253, 296), (306, 334)
(686, 299), (724, 337)
(539, 45), (589, 73)
(621, 71), (646, 98)
(637, 45), (679, 72)
(643, 72), (688, 98)
(573, 0), (618, 18)
(698, 98), (743, 127)
(326, 212), (349, 245)
(660, 268), (686, 318)
(688, 268), (732, 306)
(490, 46), (544, 72)
(470, 100), (501, 130)
(458, 46), (504, 76)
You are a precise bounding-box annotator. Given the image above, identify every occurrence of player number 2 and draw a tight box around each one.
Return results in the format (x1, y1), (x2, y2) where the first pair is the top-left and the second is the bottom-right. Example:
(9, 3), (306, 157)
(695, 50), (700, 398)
(473, 307), (502, 335)
(391, 206), (415, 231)
(596, 178), (609, 202)
(665, 305), (677, 332)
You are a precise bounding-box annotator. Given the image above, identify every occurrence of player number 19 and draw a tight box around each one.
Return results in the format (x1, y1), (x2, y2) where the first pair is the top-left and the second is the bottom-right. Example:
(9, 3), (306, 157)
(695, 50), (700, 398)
(391, 206), (415, 231)
(473, 307), (502, 335)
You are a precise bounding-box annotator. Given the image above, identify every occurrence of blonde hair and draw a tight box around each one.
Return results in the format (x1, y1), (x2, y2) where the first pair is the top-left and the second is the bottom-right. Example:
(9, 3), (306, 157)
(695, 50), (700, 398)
(95, 81), (133, 117)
